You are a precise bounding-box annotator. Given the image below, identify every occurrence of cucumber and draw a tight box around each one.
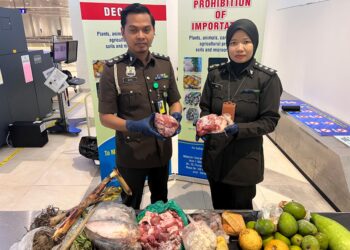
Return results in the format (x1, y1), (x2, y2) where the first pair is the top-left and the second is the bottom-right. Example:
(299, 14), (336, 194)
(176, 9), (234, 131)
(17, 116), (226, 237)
(311, 213), (350, 250)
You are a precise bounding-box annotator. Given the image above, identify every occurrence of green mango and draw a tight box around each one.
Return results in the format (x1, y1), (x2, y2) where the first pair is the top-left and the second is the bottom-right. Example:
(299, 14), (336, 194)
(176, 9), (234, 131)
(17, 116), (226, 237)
(283, 201), (307, 220)
(278, 212), (298, 237)
(311, 213), (350, 250)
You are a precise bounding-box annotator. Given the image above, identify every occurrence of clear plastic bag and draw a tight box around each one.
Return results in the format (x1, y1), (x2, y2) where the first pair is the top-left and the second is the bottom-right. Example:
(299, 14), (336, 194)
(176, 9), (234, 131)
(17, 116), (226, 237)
(258, 202), (283, 225)
(181, 220), (217, 250)
(84, 201), (141, 250)
(191, 211), (227, 238)
(10, 227), (54, 250)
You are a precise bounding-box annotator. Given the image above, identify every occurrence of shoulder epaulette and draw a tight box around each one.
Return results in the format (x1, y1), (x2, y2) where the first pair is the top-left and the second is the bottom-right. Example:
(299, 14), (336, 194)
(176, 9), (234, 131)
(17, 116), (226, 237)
(253, 62), (277, 75)
(105, 53), (127, 66)
(152, 52), (170, 60)
(208, 62), (228, 71)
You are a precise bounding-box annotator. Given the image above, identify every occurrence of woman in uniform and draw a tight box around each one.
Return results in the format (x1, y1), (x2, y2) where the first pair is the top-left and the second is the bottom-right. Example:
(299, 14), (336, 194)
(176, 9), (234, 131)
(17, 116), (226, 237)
(199, 19), (283, 209)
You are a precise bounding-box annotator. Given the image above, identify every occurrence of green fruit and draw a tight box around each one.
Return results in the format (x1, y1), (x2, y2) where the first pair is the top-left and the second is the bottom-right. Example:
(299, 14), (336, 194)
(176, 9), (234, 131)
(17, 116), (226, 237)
(283, 201), (307, 220)
(311, 213), (350, 250)
(290, 246), (302, 250)
(255, 218), (275, 235)
(301, 235), (320, 250)
(262, 234), (274, 247)
(314, 232), (328, 250)
(246, 220), (256, 229)
(278, 212), (298, 237)
(291, 234), (303, 247)
(298, 219), (318, 236)
(274, 232), (291, 246)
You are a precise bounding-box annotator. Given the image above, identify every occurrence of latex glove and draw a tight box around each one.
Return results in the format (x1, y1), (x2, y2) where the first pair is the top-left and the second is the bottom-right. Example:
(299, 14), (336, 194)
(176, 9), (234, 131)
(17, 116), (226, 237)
(126, 113), (165, 140)
(171, 112), (182, 123)
(171, 112), (182, 136)
(224, 123), (239, 137)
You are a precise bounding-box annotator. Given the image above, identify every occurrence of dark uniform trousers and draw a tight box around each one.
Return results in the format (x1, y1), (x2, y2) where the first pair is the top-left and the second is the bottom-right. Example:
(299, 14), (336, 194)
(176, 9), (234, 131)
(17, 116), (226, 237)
(208, 176), (256, 209)
(118, 165), (169, 209)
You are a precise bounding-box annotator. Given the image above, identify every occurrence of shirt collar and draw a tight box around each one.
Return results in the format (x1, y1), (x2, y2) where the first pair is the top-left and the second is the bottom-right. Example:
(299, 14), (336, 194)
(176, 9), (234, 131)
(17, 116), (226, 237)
(227, 58), (256, 78)
(127, 50), (155, 66)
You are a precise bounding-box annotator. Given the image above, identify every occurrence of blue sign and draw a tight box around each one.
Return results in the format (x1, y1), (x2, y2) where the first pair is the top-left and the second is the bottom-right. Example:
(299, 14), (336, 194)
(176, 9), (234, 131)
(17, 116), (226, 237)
(281, 100), (350, 136)
(178, 140), (207, 179)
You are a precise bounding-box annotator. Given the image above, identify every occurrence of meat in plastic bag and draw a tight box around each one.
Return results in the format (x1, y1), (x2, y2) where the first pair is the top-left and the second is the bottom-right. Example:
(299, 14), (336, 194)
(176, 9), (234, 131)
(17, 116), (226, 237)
(181, 220), (217, 250)
(84, 201), (141, 250)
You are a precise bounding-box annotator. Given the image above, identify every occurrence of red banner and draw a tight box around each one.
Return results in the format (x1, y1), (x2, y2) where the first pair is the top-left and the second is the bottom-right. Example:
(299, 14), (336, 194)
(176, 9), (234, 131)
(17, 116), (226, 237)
(80, 2), (166, 21)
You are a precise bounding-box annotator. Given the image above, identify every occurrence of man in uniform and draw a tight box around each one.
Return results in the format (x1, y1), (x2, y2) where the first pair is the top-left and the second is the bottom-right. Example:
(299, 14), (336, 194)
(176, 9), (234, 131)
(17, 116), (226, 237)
(98, 3), (182, 209)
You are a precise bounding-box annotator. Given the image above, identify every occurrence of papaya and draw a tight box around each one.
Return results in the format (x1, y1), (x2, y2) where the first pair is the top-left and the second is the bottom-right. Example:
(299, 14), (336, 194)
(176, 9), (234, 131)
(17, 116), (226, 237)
(311, 213), (350, 250)
(222, 211), (246, 236)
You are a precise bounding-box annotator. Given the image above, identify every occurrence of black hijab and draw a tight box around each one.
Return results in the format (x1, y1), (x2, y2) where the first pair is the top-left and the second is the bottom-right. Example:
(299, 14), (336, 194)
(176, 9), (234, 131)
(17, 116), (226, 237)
(226, 19), (259, 77)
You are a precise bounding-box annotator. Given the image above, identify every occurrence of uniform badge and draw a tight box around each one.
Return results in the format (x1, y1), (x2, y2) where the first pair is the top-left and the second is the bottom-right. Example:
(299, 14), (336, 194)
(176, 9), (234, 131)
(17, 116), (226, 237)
(155, 73), (169, 80)
(126, 66), (136, 77)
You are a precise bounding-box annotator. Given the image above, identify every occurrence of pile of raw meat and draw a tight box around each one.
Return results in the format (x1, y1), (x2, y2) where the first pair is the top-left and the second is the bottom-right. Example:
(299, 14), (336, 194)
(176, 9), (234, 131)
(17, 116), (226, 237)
(154, 113), (179, 137)
(196, 114), (233, 136)
(84, 202), (141, 249)
(138, 210), (184, 249)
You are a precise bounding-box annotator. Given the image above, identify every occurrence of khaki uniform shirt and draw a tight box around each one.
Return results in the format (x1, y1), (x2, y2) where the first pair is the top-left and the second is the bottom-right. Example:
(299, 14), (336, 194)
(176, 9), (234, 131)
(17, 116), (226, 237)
(98, 51), (181, 169)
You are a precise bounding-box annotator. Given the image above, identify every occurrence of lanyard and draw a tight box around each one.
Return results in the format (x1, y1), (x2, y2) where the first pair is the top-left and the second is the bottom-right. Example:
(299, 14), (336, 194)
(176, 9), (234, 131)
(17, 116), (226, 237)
(228, 73), (246, 101)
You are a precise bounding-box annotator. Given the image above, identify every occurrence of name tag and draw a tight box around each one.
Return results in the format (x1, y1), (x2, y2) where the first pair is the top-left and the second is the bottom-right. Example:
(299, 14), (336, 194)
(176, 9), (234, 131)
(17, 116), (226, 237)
(123, 77), (137, 84)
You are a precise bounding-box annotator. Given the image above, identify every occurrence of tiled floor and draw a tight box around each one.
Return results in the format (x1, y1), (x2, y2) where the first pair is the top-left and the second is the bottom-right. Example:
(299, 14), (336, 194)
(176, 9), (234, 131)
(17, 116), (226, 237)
(0, 91), (334, 214)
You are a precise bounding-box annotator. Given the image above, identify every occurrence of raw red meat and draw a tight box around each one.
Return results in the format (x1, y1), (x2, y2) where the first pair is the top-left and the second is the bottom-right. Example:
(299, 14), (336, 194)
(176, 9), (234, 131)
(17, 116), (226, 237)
(196, 114), (233, 136)
(154, 113), (179, 137)
(138, 210), (184, 250)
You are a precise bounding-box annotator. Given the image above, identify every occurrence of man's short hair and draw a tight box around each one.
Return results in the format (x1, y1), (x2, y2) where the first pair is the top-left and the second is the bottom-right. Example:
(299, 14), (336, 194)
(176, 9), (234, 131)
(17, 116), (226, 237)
(121, 3), (155, 28)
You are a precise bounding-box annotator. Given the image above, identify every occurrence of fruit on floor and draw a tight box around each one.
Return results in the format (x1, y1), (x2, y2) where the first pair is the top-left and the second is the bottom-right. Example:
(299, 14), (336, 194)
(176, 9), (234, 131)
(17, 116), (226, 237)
(301, 235), (320, 250)
(238, 228), (263, 250)
(255, 218), (276, 235)
(283, 201), (306, 220)
(264, 239), (289, 250)
(278, 212), (298, 237)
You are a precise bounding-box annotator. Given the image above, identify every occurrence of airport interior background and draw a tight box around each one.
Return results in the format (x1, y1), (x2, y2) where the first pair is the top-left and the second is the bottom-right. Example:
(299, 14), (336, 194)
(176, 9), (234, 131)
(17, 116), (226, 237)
(1, 1), (350, 248)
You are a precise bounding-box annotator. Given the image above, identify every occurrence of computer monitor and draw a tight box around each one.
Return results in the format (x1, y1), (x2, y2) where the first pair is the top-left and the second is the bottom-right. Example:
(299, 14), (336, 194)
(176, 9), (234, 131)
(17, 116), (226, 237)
(53, 41), (67, 63)
(66, 40), (78, 64)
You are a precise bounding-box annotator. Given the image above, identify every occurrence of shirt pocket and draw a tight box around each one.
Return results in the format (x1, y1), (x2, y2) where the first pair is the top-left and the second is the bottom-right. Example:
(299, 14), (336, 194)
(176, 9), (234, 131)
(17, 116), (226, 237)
(234, 92), (259, 120)
(118, 89), (143, 111)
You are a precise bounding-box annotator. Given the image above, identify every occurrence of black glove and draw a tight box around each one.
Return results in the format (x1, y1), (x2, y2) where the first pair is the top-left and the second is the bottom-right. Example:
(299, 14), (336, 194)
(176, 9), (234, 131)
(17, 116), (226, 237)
(171, 112), (182, 136)
(126, 113), (165, 140)
(195, 134), (208, 142)
(224, 123), (239, 137)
